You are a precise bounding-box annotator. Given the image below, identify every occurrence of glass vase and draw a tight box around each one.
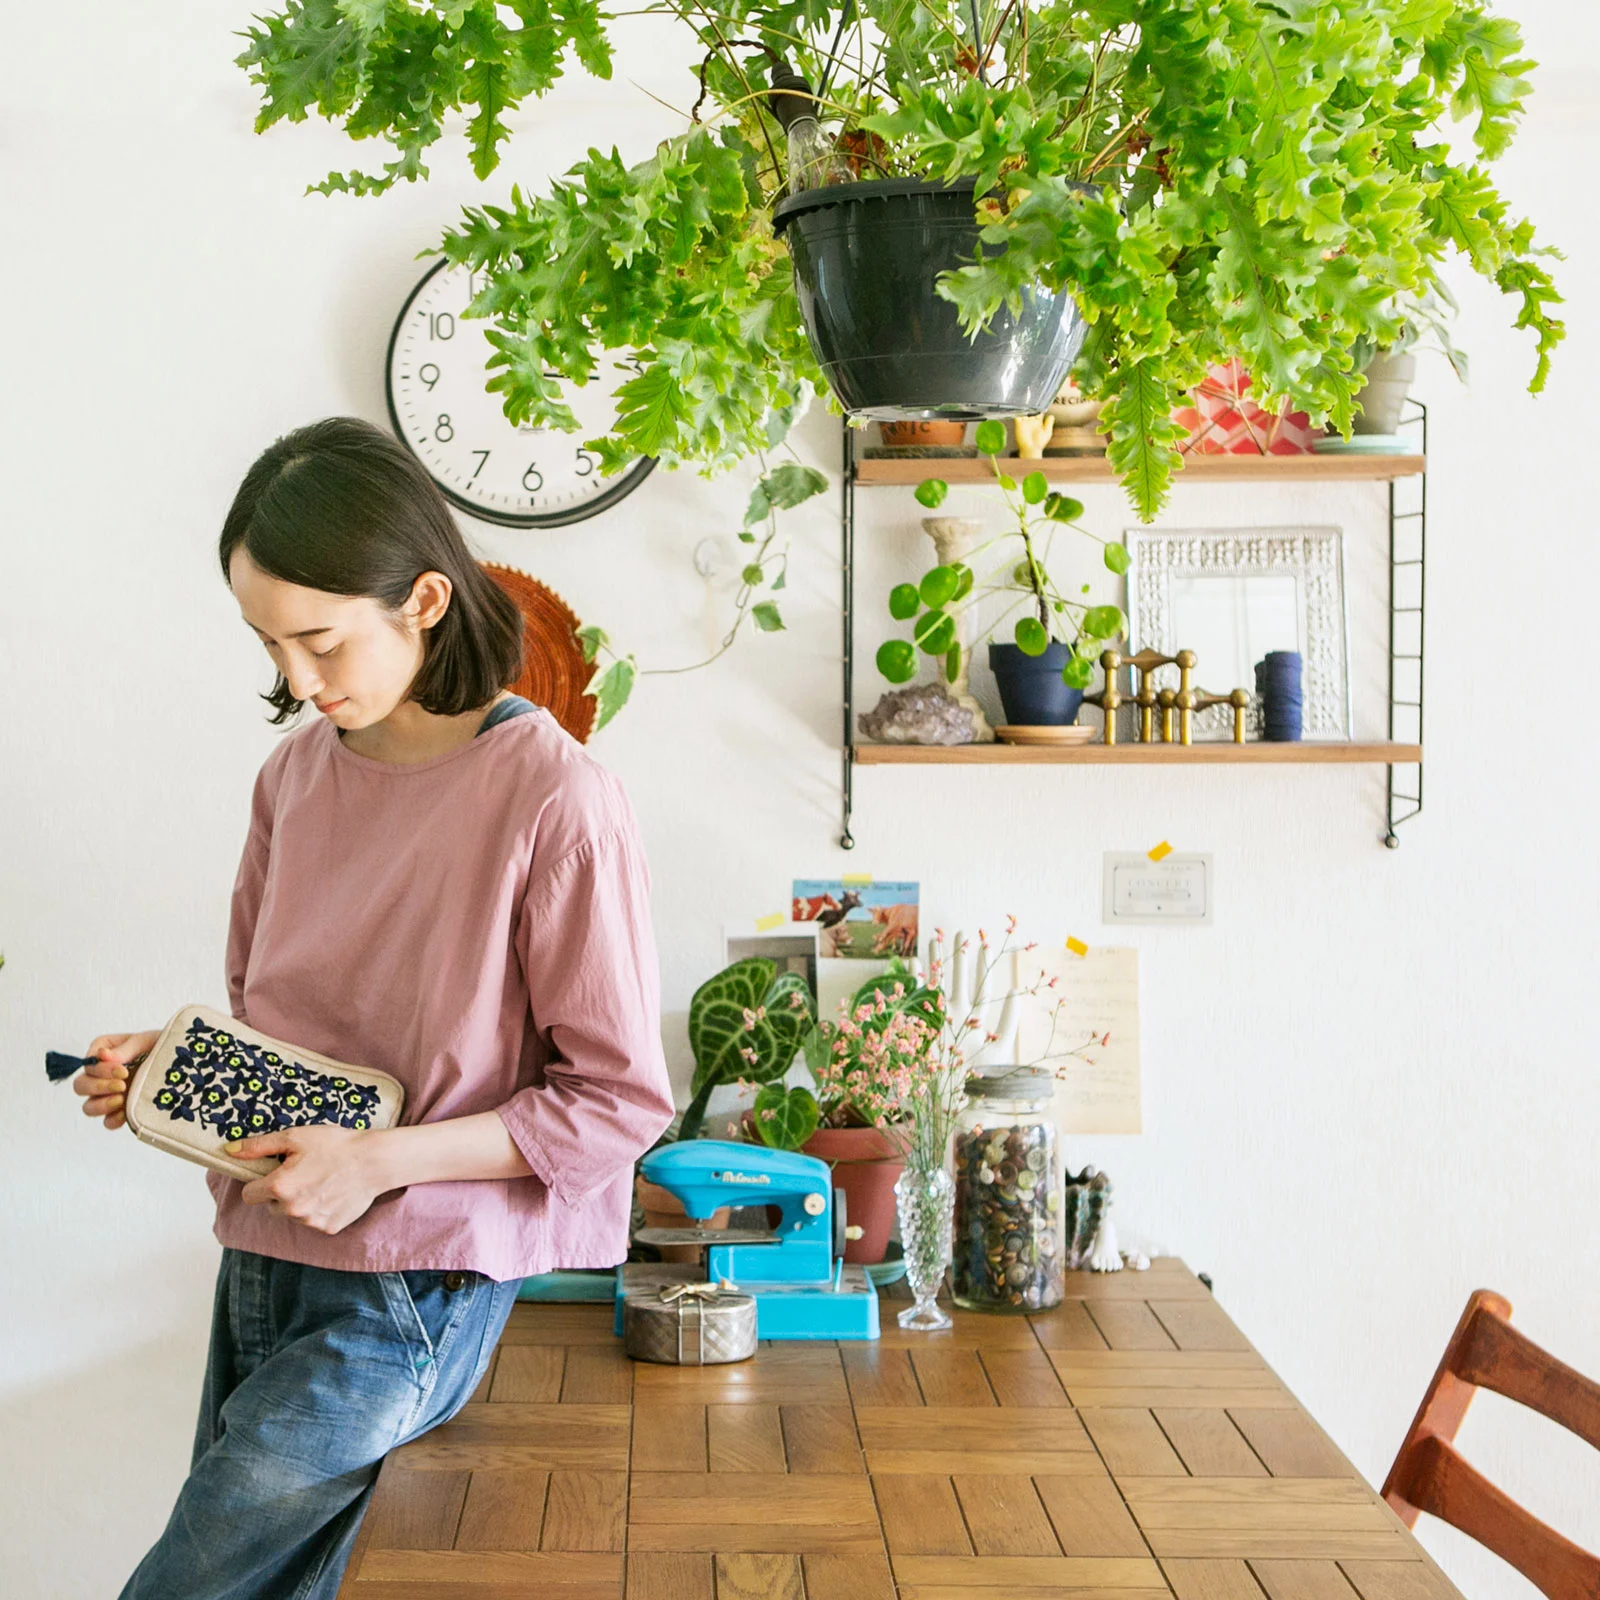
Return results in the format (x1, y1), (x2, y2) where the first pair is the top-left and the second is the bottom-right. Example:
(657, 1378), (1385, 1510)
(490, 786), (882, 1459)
(894, 1162), (955, 1330)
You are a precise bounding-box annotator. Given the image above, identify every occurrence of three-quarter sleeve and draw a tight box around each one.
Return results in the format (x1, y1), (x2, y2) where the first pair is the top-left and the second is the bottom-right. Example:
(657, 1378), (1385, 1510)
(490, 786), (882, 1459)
(224, 763), (275, 1027)
(498, 821), (676, 1206)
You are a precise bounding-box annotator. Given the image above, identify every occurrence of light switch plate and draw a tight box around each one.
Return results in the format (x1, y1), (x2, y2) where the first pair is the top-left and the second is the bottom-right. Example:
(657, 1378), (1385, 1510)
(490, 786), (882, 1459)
(1102, 853), (1213, 925)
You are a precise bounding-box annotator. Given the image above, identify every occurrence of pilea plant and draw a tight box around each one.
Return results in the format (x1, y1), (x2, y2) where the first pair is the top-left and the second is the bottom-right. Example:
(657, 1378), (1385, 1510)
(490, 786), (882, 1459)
(236, 0), (1561, 711)
(878, 420), (1128, 691)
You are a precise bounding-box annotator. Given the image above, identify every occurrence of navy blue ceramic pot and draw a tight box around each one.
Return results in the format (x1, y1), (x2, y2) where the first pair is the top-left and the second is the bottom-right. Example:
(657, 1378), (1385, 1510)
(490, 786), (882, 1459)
(988, 641), (1084, 726)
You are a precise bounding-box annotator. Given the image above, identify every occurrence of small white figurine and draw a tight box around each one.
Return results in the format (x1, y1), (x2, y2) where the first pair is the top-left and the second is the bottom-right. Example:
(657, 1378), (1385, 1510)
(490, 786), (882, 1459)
(1121, 1248), (1150, 1271)
(1087, 1216), (1123, 1272)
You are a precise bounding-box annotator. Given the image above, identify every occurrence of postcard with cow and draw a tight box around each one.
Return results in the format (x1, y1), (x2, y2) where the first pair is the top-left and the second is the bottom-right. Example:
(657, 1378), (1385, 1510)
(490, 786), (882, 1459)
(791, 879), (920, 960)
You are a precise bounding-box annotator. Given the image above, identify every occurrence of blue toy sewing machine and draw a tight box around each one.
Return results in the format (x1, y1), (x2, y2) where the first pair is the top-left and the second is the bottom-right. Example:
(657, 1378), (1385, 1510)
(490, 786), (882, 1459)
(615, 1139), (880, 1340)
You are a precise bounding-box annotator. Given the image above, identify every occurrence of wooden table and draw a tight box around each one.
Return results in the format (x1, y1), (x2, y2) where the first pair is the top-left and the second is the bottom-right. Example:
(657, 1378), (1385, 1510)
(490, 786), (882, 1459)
(336, 1259), (1465, 1600)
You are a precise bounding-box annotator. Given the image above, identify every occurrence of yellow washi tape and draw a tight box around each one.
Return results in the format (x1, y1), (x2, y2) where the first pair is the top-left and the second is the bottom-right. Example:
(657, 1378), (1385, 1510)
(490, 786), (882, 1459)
(754, 911), (785, 932)
(1065, 936), (1089, 958)
(840, 873), (873, 886)
(1147, 840), (1173, 862)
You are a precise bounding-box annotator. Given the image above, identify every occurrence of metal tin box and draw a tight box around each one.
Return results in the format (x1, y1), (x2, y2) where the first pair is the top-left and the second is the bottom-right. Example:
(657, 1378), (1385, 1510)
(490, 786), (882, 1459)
(622, 1282), (757, 1365)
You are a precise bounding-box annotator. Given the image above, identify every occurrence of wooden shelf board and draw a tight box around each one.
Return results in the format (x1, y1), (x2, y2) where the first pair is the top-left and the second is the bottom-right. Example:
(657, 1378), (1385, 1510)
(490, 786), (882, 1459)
(852, 740), (1422, 765)
(853, 452), (1425, 486)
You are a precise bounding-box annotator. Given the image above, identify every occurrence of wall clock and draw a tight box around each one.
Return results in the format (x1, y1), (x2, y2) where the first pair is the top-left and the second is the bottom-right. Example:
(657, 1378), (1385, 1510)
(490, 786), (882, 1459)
(385, 258), (656, 529)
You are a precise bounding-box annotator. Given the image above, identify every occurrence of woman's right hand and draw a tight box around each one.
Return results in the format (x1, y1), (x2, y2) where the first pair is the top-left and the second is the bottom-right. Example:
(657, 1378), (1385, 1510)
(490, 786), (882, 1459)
(73, 1031), (161, 1132)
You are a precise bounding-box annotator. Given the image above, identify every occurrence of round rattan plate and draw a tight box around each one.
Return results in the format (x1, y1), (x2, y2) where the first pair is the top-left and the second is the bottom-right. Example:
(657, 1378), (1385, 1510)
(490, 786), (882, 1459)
(480, 562), (597, 745)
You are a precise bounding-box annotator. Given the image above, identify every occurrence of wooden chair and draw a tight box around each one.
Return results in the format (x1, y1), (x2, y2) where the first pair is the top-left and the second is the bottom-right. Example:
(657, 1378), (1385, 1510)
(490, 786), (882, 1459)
(1383, 1289), (1600, 1600)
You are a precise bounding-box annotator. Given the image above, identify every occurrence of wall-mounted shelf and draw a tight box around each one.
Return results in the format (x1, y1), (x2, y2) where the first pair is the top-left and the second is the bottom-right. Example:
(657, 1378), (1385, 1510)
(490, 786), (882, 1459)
(855, 453), (1426, 486)
(837, 416), (1428, 849)
(853, 741), (1422, 766)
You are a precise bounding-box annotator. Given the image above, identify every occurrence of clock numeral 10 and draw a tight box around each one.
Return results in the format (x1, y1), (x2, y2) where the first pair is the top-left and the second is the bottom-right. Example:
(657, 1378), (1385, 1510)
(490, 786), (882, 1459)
(428, 312), (455, 340)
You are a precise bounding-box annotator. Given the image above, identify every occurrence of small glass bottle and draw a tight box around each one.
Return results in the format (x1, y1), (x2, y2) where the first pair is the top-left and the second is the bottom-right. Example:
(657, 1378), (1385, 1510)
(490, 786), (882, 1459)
(951, 1068), (1064, 1312)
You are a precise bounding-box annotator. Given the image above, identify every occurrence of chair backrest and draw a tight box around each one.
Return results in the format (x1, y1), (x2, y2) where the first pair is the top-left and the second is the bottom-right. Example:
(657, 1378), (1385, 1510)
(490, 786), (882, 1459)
(1383, 1289), (1600, 1600)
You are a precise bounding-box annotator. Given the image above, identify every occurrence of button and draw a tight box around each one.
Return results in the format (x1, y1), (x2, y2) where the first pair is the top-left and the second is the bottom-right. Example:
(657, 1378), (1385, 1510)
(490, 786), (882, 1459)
(442, 1271), (467, 1291)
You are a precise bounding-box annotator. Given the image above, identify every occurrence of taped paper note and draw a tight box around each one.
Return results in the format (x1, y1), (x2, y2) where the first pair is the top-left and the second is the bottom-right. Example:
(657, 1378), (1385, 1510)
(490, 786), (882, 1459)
(1147, 840), (1173, 862)
(1065, 936), (1089, 958)
(1014, 945), (1141, 1135)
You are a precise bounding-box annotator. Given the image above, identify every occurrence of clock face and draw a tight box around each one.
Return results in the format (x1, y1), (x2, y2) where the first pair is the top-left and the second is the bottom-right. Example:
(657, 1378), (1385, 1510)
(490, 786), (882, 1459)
(384, 258), (656, 528)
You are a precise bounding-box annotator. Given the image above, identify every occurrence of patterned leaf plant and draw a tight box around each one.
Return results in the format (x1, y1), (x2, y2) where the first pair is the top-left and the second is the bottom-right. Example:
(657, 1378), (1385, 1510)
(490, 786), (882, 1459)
(676, 956), (817, 1143)
(236, 0), (1561, 674)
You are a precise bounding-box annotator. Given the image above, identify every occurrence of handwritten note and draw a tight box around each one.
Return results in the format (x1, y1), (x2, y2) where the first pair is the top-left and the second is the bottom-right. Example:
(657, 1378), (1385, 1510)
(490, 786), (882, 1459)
(1013, 945), (1141, 1134)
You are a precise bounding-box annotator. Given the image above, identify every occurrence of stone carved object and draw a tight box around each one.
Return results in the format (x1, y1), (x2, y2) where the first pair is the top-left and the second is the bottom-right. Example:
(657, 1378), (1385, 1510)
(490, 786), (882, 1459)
(858, 682), (976, 745)
(920, 517), (995, 742)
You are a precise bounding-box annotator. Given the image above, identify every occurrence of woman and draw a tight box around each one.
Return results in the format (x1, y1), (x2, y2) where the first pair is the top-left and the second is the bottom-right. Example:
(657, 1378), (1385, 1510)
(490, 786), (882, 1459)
(74, 415), (676, 1599)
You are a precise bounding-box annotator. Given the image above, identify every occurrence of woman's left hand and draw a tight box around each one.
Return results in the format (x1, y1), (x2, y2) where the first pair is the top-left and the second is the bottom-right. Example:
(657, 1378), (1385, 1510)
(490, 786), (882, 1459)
(232, 1127), (390, 1234)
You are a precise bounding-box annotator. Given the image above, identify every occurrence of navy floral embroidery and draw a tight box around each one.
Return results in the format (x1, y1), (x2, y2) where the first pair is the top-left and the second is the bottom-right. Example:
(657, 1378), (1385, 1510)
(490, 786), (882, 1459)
(150, 1018), (382, 1140)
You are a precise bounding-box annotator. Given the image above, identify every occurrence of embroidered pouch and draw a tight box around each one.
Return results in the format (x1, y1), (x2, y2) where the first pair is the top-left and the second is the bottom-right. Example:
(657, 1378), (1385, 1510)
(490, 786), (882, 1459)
(124, 1003), (406, 1182)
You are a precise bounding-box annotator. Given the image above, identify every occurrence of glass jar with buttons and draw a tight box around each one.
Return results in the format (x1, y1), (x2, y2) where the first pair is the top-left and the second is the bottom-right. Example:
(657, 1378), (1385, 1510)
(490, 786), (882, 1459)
(951, 1068), (1064, 1312)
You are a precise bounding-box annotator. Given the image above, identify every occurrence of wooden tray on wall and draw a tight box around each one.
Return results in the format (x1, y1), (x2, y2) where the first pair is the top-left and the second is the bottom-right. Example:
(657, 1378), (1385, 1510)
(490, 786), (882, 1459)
(480, 562), (597, 745)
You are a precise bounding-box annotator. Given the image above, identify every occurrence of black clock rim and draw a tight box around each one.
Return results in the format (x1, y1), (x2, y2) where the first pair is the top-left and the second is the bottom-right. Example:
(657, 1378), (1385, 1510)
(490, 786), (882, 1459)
(383, 255), (658, 530)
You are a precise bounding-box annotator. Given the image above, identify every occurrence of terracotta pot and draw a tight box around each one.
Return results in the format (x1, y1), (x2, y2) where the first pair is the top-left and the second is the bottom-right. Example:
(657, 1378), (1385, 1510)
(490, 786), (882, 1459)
(635, 1173), (731, 1264)
(879, 419), (967, 449)
(800, 1123), (910, 1264)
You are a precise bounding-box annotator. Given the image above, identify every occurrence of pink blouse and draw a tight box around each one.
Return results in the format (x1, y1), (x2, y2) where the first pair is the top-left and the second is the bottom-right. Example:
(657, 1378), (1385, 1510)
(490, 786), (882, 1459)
(212, 708), (676, 1281)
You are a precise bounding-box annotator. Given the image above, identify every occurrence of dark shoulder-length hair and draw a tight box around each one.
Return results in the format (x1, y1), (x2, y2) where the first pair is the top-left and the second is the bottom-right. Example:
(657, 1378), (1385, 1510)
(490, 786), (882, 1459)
(218, 416), (524, 725)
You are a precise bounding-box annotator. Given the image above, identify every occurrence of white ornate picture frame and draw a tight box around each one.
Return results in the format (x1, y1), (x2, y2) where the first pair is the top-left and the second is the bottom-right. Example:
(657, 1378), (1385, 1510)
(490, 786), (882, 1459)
(1125, 527), (1352, 740)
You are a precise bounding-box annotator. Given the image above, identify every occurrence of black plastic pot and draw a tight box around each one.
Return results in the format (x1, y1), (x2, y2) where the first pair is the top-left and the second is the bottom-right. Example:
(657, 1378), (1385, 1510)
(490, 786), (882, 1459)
(989, 641), (1084, 726)
(771, 178), (1087, 420)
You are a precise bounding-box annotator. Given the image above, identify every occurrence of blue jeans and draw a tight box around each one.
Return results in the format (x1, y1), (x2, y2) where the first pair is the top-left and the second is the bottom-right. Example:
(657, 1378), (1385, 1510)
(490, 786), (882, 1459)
(119, 1247), (521, 1600)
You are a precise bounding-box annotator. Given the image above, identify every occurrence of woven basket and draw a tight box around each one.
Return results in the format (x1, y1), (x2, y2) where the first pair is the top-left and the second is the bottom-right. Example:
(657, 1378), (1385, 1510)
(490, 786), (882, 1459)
(481, 562), (597, 744)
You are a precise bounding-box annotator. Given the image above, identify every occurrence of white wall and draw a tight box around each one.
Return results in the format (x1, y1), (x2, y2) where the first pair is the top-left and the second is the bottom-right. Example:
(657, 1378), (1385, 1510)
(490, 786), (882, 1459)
(3, 6), (1596, 1597)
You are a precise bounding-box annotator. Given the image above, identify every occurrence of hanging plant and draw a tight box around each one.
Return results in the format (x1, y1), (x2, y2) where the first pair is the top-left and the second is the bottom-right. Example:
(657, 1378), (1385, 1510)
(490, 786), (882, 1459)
(236, 0), (1562, 715)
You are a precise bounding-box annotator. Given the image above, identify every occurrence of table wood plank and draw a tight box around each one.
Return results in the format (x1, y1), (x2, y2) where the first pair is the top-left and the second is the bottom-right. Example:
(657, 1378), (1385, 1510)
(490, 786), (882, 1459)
(1029, 1302), (1111, 1351)
(350, 1549), (623, 1593)
(708, 1404), (786, 1472)
(1162, 1558), (1269, 1600)
(782, 1403), (866, 1474)
(982, 1348), (1072, 1408)
(1156, 1411), (1268, 1478)
(1150, 1302), (1256, 1353)
(953, 1474), (1062, 1556)
(910, 1349), (998, 1406)
(715, 1552), (804, 1600)
(453, 1468), (548, 1551)
(360, 1462), (469, 1551)
(892, 1554), (1167, 1588)
(1088, 1303), (1182, 1352)
(1228, 1412), (1357, 1479)
(489, 1345), (566, 1403)
(804, 1551), (900, 1600)
(1078, 1409), (1188, 1477)
(873, 1474), (973, 1555)
(540, 1469), (626, 1551)
(628, 1472), (881, 1554)
(630, 1401), (707, 1473)
(1338, 1566), (1462, 1600)
(625, 1552), (713, 1600)
(842, 1346), (925, 1407)
(1251, 1561), (1363, 1600)
(1033, 1475), (1151, 1557)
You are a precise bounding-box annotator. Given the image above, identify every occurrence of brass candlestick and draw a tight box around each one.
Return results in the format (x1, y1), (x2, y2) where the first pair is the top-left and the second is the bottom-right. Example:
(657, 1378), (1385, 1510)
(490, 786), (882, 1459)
(1083, 646), (1251, 745)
